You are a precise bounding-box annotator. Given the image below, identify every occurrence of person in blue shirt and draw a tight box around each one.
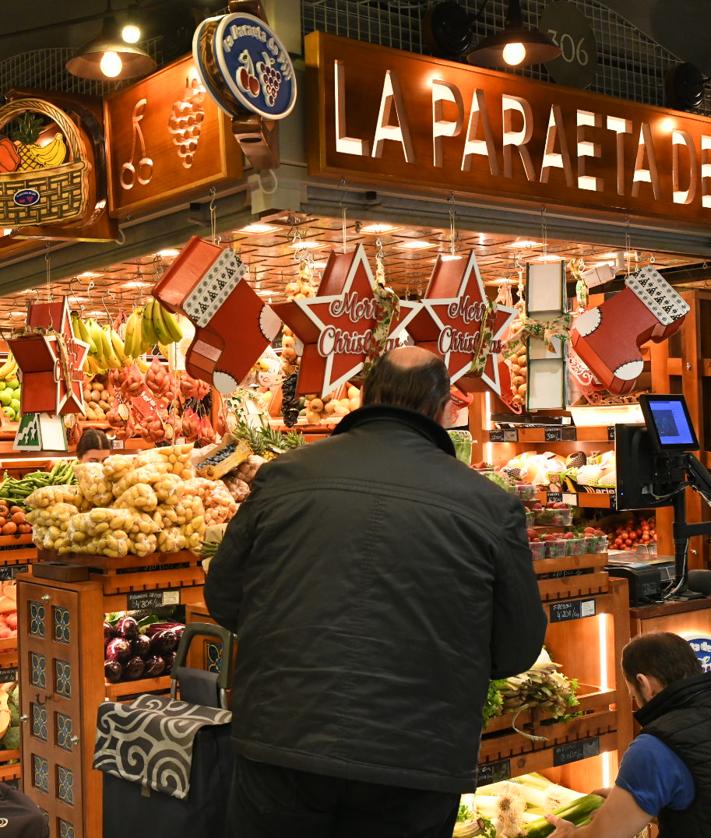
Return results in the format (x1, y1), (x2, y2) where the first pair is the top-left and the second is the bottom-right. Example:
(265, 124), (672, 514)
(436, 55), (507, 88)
(548, 631), (711, 837)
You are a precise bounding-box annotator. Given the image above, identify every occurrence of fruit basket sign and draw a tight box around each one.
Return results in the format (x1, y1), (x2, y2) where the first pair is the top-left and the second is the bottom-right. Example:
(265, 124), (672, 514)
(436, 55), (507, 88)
(200, 12), (297, 120)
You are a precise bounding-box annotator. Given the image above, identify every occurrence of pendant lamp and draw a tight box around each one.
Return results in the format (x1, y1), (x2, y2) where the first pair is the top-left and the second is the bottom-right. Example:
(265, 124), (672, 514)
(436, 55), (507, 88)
(467, 0), (561, 68)
(66, 2), (155, 81)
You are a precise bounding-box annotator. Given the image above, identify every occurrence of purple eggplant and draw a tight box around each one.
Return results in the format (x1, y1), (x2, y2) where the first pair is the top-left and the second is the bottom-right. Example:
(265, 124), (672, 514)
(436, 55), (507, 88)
(124, 656), (146, 680)
(104, 660), (123, 684)
(132, 634), (150, 657)
(106, 637), (131, 663)
(103, 621), (115, 642)
(145, 622), (183, 638)
(143, 655), (166, 678)
(115, 615), (139, 640)
(163, 652), (176, 675)
(149, 629), (178, 655)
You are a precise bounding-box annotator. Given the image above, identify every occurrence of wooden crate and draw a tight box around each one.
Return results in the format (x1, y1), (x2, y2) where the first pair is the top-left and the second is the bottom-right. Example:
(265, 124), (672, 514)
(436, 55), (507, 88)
(36, 549), (204, 596)
(535, 553), (610, 601)
(0, 748), (21, 783)
(104, 675), (172, 701)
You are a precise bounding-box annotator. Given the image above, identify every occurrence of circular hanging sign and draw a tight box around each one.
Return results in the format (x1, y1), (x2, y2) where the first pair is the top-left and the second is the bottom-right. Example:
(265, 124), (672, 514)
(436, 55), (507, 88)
(539, 2), (598, 89)
(206, 12), (297, 120)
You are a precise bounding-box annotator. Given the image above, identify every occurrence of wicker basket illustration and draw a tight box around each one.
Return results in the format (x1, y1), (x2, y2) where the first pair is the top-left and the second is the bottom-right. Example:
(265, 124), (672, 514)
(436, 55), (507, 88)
(0, 98), (88, 227)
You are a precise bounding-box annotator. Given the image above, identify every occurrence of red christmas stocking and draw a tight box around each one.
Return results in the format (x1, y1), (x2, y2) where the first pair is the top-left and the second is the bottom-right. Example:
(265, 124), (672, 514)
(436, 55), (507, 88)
(154, 237), (282, 393)
(571, 266), (689, 394)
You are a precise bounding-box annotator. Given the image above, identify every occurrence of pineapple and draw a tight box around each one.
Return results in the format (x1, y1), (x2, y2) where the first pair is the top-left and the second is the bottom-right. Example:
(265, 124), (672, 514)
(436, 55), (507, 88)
(9, 113), (65, 171)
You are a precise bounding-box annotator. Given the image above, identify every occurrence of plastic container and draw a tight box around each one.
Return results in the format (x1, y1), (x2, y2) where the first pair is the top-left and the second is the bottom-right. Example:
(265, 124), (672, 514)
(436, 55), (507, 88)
(525, 509), (535, 529)
(529, 540), (546, 560)
(515, 483), (536, 501)
(565, 537), (586, 556)
(534, 507), (573, 527)
(585, 535), (608, 554)
(544, 539), (567, 559)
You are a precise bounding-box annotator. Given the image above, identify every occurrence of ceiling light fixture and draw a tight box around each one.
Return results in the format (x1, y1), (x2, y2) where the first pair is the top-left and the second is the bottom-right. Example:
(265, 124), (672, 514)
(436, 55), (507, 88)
(122, 280), (152, 289)
(467, 0), (561, 68)
(66, 2), (156, 81)
(240, 222), (279, 234)
(530, 253), (564, 262)
(399, 240), (435, 250)
(360, 222), (398, 234)
(508, 239), (541, 249)
(291, 240), (321, 250)
(157, 248), (180, 258)
(78, 271), (100, 279)
(121, 23), (142, 45)
(9, 310), (26, 318)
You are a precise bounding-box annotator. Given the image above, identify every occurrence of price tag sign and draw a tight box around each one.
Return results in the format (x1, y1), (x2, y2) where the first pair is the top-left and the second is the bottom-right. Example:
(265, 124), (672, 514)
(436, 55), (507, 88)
(489, 430), (505, 442)
(545, 427), (562, 442)
(550, 598), (597, 623)
(503, 430), (518, 442)
(540, 1), (598, 89)
(126, 590), (179, 611)
(477, 758), (511, 785)
(0, 565), (27, 581)
(554, 736), (600, 766)
(608, 426), (616, 441)
(547, 492), (563, 504)
(0, 667), (18, 683)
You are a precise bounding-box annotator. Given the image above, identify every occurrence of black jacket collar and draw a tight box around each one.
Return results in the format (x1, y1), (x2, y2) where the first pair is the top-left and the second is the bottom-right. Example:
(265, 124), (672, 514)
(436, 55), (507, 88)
(635, 672), (711, 727)
(332, 406), (456, 457)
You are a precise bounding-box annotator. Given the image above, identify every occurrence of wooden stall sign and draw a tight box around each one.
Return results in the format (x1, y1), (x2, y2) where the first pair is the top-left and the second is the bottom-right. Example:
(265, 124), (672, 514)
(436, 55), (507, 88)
(307, 32), (711, 228)
(105, 56), (243, 218)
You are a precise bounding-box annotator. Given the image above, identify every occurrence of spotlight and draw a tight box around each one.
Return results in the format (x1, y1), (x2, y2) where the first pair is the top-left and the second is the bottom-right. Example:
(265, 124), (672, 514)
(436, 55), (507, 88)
(467, 0), (561, 68)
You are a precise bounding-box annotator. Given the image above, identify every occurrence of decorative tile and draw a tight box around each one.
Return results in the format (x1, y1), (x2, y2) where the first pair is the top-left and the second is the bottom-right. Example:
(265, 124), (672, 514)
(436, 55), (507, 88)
(56, 713), (73, 751)
(59, 821), (75, 838)
(30, 652), (46, 690)
(29, 601), (46, 638)
(206, 641), (223, 674)
(54, 660), (71, 698)
(32, 754), (49, 793)
(53, 606), (70, 644)
(31, 703), (48, 741)
(56, 766), (74, 806)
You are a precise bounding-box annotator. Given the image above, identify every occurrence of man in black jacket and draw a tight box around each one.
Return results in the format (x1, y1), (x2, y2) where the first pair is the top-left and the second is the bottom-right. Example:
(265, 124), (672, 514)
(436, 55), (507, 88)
(206, 346), (547, 838)
(548, 631), (711, 837)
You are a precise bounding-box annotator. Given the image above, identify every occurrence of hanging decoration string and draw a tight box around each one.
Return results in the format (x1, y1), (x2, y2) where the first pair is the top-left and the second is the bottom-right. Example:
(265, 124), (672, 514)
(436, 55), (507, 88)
(448, 193), (457, 257)
(209, 188), (220, 245)
(569, 258), (589, 310)
(339, 177), (348, 255)
(364, 237), (400, 375)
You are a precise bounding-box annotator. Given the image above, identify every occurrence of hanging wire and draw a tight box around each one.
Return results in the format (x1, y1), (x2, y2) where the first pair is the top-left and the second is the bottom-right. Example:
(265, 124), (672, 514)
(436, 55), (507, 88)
(338, 177), (348, 254)
(209, 187), (220, 245)
(448, 193), (457, 256)
(540, 207), (548, 257)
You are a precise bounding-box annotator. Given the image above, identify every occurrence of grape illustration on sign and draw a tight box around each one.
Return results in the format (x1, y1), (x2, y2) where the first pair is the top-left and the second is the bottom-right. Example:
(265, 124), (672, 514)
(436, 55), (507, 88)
(197, 12), (297, 120)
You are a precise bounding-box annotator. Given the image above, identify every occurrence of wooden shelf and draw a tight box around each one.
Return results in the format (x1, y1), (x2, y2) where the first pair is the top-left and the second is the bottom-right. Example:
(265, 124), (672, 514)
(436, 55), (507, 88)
(0, 637), (17, 655)
(0, 749), (21, 784)
(105, 675), (171, 701)
(535, 490), (615, 509)
(489, 427), (614, 444)
(666, 357), (711, 377)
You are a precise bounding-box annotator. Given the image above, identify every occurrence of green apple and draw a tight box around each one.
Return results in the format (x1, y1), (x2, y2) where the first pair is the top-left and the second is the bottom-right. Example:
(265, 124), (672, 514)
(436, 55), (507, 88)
(10, 399), (20, 413)
(0, 391), (11, 407)
(8, 379), (19, 390)
(2, 406), (14, 419)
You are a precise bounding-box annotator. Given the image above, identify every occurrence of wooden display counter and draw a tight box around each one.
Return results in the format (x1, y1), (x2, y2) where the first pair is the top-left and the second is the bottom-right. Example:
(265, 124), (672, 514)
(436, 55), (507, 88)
(15, 553), (205, 838)
(630, 596), (711, 639)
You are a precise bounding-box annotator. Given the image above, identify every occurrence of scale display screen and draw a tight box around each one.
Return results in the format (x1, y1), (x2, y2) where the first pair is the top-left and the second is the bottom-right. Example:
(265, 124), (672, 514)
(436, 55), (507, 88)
(639, 395), (699, 451)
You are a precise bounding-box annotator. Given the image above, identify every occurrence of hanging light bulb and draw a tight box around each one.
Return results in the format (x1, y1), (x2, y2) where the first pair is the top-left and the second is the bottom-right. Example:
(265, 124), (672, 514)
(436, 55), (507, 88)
(121, 23), (142, 44)
(99, 50), (123, 78)
(502, 41), (527, 66)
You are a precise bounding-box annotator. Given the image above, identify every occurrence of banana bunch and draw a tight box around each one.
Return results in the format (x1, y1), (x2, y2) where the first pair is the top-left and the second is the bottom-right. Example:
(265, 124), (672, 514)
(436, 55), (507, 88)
(72, 314), (127, 375)
(0, 354), (21, 422)
(124, 300), (183, 359)
(16, 133), (66, 172)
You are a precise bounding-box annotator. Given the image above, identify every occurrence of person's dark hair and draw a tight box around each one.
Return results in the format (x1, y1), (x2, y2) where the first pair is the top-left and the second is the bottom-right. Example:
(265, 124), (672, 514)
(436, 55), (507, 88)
(76, 428), (111, 459)
(362, 349), (450, 420)
(622, 632), (702, 688)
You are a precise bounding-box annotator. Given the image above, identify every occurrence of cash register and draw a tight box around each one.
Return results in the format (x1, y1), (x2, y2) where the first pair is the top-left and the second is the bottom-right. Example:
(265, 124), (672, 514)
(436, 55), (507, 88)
(609, 394), (711, 603)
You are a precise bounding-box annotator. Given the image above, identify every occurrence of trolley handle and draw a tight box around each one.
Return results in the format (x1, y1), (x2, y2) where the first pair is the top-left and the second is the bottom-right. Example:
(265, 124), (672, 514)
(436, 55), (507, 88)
(170, 622), (236, 698)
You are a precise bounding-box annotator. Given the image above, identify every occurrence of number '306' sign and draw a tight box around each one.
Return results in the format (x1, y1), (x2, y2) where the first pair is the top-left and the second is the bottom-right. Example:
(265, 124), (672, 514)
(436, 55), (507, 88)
(540, 1), (598, 89)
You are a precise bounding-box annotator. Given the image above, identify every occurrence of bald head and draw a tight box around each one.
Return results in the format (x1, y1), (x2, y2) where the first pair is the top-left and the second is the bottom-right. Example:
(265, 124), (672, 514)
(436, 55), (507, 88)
(362, 346), (451, 423)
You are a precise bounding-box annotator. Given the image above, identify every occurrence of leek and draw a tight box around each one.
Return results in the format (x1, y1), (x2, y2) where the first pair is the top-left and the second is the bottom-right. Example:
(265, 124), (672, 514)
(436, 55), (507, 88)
(524, 794), (604, 837)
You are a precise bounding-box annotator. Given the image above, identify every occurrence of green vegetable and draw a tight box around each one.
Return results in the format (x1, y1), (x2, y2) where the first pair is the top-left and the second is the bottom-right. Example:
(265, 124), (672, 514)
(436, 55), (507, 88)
(0, 460), (75, 508)
(483, 680), (506, 726)
(524, 793), (604, 837)
(1, 723), (19, 750)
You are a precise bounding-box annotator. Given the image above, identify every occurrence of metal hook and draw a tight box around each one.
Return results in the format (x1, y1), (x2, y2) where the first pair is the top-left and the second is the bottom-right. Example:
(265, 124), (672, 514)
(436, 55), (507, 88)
(104, 289), (116, 323)
(208, 187), (219, 245)
(116, 227), (127, 245)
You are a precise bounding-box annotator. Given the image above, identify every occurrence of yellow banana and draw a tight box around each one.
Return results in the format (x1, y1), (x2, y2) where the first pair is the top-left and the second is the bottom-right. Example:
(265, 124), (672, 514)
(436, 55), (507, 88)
(89, 320), (105, 365)
(101, 327), (121, 369)
(161, 305), (183, 343)
(142, 299), (158, 348)
(152, 299), (171, 345)
(0, 355), (16, 380)
(33, 134), (66, 167)
(110, 329), (127, 366)
(77, 317), (93, 350)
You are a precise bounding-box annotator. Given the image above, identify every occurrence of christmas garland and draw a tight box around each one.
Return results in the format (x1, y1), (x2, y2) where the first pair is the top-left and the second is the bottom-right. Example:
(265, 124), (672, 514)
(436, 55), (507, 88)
(503, 311), (573, 359)
(363, 253), (400, 375)
(469, 299), (496, 376)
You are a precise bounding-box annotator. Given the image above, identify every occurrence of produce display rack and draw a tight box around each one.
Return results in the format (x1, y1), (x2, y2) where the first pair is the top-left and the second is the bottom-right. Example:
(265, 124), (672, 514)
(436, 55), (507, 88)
(534, 553), (610, 602)
(477, 577), (632, 791)
(0, 533), (37, 787)
(16, 551), (205, 838)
